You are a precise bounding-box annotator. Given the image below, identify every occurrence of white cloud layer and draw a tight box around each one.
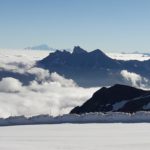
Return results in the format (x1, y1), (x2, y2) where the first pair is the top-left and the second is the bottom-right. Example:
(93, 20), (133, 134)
(120, 70), (148, 88)
(0, 50), (99, 118)
(0, 73), (98, 118)
(0, 77), (23, 93)
(0, 49), (150, 118)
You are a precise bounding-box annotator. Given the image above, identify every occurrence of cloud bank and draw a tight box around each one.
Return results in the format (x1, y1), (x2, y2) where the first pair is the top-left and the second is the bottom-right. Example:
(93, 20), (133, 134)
(0, 50), (99, 118)
(120, 70), (149, 88)
(0, 50), (150, 118)
(0, 77), (23, 93)
(0, 73), (98, 118)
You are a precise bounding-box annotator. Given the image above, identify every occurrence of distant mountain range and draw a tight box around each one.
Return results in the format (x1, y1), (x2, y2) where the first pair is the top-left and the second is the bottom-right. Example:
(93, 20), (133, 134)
(37, 46), (150, 87)
(25, 44), (55, 51)
(132, 51), (150, 56)
(70, 84), (150, 114)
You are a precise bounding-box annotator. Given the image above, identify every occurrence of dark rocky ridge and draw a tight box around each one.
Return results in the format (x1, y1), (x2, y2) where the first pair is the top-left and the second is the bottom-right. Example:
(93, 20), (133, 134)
(38, 46), (150, 87)
(70, 84), (150, 114)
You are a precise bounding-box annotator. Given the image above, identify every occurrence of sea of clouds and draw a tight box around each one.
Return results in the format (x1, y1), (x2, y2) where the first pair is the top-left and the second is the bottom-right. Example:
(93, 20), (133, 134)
(0, 49), (98, 118)
(0, 49), (150, 118)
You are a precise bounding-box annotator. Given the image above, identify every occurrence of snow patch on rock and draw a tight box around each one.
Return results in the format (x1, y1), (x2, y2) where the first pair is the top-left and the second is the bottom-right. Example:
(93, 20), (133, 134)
(113, 101), (127, 111)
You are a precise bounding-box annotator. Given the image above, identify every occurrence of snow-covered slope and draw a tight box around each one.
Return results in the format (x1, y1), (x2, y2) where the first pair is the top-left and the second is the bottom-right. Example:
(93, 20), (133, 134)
(1, 112), (150, 126)
(0, 123), (150, 150)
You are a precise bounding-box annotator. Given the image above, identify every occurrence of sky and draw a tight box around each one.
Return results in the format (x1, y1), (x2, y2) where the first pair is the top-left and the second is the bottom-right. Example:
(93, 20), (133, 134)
(0, 0), (150, 52)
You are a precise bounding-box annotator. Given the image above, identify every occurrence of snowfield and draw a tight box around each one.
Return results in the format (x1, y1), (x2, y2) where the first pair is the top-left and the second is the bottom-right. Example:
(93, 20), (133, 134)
(0, 123), (150, 150)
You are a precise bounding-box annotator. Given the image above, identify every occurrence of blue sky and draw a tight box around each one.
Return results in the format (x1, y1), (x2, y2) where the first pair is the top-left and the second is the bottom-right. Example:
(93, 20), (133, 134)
(0, 0), (150, 52)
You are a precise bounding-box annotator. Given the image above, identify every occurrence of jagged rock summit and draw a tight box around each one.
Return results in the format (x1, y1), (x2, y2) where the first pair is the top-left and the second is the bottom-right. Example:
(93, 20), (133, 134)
(70, 84), (150, 114)
(37, 46), (150, 87)
(72, 46), (87, 54)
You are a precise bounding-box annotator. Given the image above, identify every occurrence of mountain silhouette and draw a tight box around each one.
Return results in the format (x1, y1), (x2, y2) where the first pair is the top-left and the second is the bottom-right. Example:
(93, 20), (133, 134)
(37, 46), (150, 87)
(70, 84), (150, 114)
(25, 44), (55, 51)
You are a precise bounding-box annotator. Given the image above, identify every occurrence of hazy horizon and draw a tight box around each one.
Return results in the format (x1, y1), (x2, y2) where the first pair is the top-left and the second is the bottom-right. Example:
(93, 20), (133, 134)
(0, 0), (150, 52)
(0, 44), (150, 54)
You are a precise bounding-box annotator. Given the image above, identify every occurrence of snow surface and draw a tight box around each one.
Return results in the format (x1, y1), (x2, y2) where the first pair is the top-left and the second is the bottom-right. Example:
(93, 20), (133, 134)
(1, 112), (150, 126)
(0, 123), (150, 150)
